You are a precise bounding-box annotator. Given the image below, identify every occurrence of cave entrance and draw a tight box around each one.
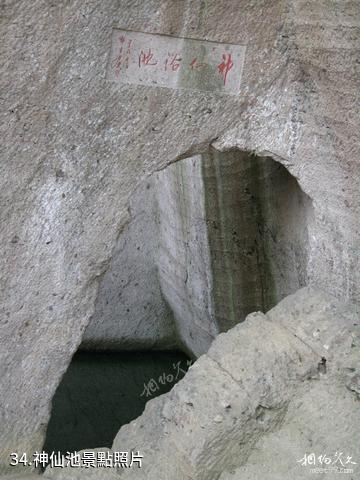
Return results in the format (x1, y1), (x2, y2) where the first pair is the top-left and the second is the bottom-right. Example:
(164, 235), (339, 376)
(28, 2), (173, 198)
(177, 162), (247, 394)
(43, 350), (191, 456)
(44, 148), (313, 457)
(82, 150), (313, 359)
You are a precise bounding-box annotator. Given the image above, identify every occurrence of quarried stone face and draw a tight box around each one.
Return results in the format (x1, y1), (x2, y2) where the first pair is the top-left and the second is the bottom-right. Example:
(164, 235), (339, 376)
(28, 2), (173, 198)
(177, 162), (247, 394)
(1, 0), (359, 474)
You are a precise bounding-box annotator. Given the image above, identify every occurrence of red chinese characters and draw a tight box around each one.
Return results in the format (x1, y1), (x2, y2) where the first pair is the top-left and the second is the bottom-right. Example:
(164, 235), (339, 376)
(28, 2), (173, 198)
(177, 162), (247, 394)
(110, 33), (241, 92)
(189, 58), (206, 70)
(138, 49), (158, 67)
(112, 35), (133, 77)
(217, 53), (234, 85)
(164, 52), (182, 72)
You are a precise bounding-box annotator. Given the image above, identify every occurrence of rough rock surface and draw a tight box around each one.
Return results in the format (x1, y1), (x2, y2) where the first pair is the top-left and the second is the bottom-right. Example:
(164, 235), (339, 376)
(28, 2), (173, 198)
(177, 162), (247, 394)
(219, 381), (359, 480)
(1, 0), (359, 472)
(44, 288), (360, 480)
(84, 151), (313, 357)
(81, 179), (177, 351)
(156, 150), (313, 356)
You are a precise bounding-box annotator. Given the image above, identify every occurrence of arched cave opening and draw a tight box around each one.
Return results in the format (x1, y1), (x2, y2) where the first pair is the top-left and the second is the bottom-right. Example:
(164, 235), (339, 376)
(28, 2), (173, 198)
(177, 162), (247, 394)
(44, 148), (313, 456)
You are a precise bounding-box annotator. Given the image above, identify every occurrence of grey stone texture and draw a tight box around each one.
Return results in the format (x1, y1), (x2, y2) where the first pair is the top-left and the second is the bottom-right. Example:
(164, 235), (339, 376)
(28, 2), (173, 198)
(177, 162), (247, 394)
(81, 179), (178, 351)
(156, 150), (314, 356)
(44, 288), (360, 479)
(85, 151), (313, 357)
(107, 29), (246, 94)
(1, 0), (359, 474)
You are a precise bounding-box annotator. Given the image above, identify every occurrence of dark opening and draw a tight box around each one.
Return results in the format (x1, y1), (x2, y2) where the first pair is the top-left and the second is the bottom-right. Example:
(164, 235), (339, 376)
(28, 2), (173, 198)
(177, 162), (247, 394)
(43, 350), (190, 456)
(44, 149), (313, 456)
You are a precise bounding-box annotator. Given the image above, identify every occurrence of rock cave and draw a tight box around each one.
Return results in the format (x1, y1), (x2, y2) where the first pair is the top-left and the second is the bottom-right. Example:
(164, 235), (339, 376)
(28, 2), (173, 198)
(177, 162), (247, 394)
(1, 1), (359, 479)
(83, 150), (314, 358)
(44, 150), (313, 461)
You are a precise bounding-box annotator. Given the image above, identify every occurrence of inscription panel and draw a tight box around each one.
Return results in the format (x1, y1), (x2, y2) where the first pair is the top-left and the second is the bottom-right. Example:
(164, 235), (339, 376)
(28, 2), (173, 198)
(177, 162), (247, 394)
(107, 29), (246, 95)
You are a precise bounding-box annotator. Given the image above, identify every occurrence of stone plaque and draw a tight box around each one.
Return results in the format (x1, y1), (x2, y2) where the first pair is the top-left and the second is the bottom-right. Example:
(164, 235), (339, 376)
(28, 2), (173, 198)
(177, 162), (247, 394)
(107, 29), (246, 95)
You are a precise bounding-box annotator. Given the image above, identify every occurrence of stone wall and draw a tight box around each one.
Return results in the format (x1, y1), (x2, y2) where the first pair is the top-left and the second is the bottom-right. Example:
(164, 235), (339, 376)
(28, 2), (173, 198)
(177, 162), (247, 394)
(84, 150), (313, 357)
(81, 179), (177, 351)
(44, 288), (360, 479)
(1, 0), (359, 472)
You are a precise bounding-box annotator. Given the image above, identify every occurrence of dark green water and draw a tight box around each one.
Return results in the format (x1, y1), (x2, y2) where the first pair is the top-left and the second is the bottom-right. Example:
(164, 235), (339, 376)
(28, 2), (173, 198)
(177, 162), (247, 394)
(43, 350), (190, 455)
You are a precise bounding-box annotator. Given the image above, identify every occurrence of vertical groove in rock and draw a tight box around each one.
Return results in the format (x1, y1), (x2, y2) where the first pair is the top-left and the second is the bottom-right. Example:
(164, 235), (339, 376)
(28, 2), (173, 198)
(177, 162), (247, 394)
(201, 150), (313, 335)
